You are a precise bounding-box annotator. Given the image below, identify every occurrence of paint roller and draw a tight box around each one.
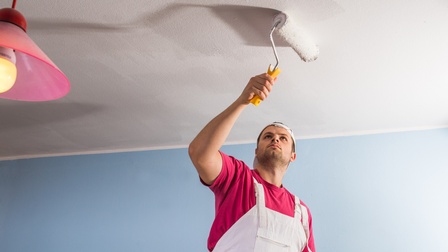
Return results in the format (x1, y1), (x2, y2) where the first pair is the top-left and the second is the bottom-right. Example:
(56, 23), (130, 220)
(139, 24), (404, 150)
(250, 12), (319, 106)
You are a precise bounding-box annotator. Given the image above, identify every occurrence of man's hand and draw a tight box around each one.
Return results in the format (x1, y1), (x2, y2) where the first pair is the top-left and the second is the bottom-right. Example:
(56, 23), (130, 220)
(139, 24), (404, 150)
(238, 73), (277, 105)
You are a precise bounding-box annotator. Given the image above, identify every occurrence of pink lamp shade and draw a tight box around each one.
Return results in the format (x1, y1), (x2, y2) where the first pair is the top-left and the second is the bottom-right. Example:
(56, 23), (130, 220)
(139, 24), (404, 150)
(0, 13), (70, 101)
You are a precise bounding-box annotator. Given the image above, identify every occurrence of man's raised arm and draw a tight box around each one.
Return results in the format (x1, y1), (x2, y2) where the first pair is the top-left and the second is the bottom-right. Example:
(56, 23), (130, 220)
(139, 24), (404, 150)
(188, 73), (276, 185)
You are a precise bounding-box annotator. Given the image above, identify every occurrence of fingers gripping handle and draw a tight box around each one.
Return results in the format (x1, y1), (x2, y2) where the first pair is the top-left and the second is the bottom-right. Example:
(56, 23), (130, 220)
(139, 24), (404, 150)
(250, 65), (281, 106)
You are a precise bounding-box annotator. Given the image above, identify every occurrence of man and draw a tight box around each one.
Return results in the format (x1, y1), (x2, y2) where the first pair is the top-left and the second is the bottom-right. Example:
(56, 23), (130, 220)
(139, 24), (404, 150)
(189, 73), (315, 251)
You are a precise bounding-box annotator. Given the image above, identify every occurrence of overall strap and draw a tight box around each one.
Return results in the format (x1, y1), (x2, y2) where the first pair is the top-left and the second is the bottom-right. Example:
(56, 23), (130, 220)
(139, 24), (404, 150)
(295, 196), (311, 250)
(253, 177), (266, 208)
(253, 177), (269, 229)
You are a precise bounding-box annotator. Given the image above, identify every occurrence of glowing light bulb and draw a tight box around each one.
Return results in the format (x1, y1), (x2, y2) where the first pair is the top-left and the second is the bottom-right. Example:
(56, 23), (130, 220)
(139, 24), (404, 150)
(0, 47), (17, 93)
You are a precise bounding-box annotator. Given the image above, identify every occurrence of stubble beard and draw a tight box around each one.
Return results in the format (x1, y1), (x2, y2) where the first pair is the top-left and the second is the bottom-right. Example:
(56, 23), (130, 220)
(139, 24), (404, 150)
(257, 149), (289, 169)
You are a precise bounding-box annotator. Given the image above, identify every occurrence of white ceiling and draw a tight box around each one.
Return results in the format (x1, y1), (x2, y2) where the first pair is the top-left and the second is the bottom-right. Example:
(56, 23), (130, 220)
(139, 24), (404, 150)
(1, 0), (447, 160)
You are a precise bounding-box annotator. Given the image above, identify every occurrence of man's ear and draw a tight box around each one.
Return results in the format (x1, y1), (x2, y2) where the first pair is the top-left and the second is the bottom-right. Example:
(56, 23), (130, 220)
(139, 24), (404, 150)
(290, 152), (297, 162)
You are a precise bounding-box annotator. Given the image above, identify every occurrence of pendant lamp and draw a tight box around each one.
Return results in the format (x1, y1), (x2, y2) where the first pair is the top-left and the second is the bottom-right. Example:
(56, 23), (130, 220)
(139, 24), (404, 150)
(0, 0), (70, 101)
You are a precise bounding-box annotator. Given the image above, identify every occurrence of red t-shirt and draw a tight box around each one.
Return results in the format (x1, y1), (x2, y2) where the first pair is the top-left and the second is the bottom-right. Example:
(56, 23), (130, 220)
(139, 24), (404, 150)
(204, 151), (315, 251)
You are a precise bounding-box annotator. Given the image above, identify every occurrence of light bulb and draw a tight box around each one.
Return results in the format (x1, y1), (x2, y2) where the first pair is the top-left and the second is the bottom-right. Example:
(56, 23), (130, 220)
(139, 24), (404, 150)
(0, 46), (17, 93)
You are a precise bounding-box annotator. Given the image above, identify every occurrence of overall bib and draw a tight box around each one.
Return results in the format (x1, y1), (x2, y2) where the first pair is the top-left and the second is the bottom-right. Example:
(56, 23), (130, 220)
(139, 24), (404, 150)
(213, 178), (310, 252)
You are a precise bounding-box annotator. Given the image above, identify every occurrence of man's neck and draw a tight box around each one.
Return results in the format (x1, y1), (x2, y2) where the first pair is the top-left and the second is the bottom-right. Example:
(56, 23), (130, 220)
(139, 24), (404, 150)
(254, 166), (286, 188)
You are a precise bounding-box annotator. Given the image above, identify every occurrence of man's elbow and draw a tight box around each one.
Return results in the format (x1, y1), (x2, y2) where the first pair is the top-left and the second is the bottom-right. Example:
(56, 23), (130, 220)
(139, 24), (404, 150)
(188, 141), (204, 169)
(188, 141), (198, 162)
(188, 143), (221, 185)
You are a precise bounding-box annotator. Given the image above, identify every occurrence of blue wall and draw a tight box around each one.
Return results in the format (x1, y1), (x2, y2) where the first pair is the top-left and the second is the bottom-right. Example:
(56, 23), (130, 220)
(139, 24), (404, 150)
(1, 128), (447, 252)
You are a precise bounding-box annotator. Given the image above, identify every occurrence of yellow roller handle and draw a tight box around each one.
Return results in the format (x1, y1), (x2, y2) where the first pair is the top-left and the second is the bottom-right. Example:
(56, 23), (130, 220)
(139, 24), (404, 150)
(250, 65), (281, 106)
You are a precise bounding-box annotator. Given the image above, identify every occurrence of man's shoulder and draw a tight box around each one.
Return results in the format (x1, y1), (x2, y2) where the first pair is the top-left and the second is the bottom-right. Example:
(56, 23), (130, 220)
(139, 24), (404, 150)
(219, 151), (252, 174)
(211, 151), (254, 192)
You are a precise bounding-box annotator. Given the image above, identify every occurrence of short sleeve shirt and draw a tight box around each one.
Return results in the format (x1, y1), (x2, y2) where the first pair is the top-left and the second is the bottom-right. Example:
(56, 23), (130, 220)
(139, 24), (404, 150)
(204, 151), (315, 251)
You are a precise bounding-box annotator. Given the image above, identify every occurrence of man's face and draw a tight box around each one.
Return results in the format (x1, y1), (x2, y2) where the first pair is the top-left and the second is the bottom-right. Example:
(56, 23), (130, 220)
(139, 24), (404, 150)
(255, 126), (296, 167)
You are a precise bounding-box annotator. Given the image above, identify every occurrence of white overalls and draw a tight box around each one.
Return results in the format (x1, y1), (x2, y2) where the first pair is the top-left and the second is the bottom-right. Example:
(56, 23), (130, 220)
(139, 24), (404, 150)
(213, 178), (310, 252)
